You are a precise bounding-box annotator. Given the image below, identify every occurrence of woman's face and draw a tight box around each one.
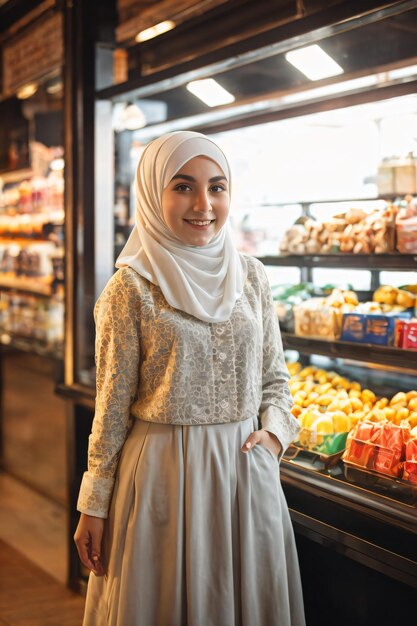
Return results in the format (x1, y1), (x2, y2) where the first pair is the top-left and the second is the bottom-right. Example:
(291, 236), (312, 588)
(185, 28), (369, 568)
(161, 156), (230, 246)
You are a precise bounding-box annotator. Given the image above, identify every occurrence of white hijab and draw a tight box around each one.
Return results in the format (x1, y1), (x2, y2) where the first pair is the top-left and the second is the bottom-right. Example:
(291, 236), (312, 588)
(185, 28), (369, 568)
(115, 131), (247, 323)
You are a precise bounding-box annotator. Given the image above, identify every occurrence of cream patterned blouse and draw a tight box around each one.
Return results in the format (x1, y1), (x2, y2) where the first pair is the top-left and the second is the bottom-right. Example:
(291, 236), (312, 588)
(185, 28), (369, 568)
(77, 255), (300, 518)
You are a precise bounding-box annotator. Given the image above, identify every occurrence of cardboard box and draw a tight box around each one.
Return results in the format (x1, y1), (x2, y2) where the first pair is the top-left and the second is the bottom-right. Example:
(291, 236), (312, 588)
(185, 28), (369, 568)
(394, 319), (417, 350)
(341, 311), (413, 346)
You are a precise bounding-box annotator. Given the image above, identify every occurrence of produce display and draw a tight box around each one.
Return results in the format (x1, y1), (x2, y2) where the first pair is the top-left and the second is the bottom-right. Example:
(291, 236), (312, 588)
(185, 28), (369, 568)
(287, 363), (417, 481)
(279, 196), (417, 255)
(286, 284), (417, 347)
(343, 420), (416, 481)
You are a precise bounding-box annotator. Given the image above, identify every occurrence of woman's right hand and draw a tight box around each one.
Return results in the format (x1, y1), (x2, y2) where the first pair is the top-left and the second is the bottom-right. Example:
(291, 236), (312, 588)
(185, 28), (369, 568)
(74, 513), (106, 576)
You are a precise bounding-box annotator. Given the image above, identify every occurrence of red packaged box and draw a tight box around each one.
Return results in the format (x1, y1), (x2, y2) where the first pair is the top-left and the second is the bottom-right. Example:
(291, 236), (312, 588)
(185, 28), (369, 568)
(343, 421), (381, 469)
(374, 422), (409, 477)
(403, 438), (417, 484)
(395, 319), (417, 349)
(402, 321), (417, 350)
(343, 421), (410, 478)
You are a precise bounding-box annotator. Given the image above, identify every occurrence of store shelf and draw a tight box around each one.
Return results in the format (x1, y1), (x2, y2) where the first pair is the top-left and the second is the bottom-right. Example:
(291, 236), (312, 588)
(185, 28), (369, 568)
(258, 254), (417, 270)
(0, 332), (63, 359)
(282, 332), (416, 370)
(0, 168), (33, 183)
(0, 275), (53, 296)
(260, 195), (398, 206)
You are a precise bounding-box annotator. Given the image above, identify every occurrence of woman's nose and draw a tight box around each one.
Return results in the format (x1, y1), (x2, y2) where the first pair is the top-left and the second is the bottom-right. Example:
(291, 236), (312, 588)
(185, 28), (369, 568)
(193, 191), (212, 213)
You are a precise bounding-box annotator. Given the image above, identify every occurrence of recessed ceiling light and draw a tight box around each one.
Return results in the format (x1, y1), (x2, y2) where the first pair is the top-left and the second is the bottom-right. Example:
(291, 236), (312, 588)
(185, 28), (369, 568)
(186, 79), (235, 107)
(135, 20), (175, 43)
(285, 44), (344, 81)
(16, 83), (38, 99)
(46, 78), (63, 95)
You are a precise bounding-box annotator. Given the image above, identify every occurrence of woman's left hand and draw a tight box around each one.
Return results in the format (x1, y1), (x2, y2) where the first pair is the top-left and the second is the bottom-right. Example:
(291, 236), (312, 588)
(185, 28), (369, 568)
(241, 428), (282, 458)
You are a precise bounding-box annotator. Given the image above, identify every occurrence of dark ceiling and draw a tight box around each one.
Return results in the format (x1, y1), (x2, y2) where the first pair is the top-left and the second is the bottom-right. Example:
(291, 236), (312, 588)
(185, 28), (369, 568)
(0, 0), (44, 34)
(137, 7), (417, 122)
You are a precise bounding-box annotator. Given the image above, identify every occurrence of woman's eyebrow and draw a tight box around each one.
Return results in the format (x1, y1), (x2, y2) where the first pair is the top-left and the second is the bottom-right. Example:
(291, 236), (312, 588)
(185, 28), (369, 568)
(171, 174), (227, 183)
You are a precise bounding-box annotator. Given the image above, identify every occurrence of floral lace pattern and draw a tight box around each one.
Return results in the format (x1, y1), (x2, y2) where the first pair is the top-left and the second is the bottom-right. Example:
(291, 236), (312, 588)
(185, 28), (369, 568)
(77, 255), (300, 517)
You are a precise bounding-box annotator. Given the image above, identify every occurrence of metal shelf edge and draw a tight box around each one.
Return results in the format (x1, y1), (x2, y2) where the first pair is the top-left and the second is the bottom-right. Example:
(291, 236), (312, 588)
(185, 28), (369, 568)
(257, 254), (417, 270)
(282, 333), (416, 370)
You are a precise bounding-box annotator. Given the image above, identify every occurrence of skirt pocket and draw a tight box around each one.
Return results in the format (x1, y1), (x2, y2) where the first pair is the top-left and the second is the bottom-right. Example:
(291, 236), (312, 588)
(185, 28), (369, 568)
(256, 441), (279, 464)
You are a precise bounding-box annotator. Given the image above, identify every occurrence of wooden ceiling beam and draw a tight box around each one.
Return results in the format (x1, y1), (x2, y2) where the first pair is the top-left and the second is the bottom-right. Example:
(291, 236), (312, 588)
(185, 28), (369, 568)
(116, 0), (229, 44)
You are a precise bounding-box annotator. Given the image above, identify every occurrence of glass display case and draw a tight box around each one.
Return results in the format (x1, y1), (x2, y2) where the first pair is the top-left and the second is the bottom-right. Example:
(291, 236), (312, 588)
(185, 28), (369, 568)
(89, 93), (417, 495)
(0, 93), (65, 358)
(65, 1), (417, 609)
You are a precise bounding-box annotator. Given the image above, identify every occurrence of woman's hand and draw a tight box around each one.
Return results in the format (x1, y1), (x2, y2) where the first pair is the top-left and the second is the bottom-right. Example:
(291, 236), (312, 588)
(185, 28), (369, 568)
(241, 428), (282, 458)
(74, 513), (106, 576)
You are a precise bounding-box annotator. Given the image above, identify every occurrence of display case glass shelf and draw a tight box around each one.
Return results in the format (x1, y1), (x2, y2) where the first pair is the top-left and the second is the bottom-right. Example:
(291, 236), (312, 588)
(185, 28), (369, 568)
(282, 332), (417, 370)
(259, 254), (417, 270)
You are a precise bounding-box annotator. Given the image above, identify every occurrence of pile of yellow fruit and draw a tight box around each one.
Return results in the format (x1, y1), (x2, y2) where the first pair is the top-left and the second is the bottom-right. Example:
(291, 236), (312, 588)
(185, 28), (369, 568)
(287, 363), (417, 435)
(373, 285), (415, 309)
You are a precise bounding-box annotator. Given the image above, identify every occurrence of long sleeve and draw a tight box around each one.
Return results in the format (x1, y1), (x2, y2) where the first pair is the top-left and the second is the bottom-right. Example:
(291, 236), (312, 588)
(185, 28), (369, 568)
(257, 263), (300, 460)
(77, 270), (141, 518)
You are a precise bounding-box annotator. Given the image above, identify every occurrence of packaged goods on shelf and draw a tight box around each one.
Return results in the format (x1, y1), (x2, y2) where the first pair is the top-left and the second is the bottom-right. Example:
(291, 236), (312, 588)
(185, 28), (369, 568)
(293, 288), (358, 340)
(395, 319), (417, 349)
(294, 299), (343, 339)
(0, 241), (58, 279)
(0, 289), (64, 346)
(340, 285), (416, 346)
(403, 436), (417, 484)
(0, 210), (64, 239)
(0, 151), (64, 355)
(271, 283), (316, 332)
(279, 204), (397, 255)
(377, 155), (417, 195)
(396, 196), (417, 253)
(343, 420), (411, 479)
(0, 171), (64, 215)
(341, 311), (413, 346)
(273, 283), (360, 332)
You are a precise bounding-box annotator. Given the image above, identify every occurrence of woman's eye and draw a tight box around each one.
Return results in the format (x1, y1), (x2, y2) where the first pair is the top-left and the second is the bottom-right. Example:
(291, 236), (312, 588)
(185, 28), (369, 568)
(174, 184), (191, 192)
(210, 184), (225, 193)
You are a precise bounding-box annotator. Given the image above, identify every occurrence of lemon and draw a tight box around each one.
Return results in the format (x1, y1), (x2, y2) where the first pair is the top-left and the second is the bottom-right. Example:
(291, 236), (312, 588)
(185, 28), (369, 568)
(332, 413), (351, 433)
(310, 415), (334, 435)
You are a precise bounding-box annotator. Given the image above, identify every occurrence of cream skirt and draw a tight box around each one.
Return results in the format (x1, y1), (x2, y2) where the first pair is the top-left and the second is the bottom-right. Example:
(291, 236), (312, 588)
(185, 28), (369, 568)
(82, 416), (305, 626)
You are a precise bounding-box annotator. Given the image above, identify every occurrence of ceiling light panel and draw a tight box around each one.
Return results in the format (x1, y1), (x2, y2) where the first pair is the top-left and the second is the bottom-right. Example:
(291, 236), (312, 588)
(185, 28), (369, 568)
(186, 79), (235, 107)
(135, 20), (175, 43)
(16, 83), (38, 99)
(285, 44), (344, 81)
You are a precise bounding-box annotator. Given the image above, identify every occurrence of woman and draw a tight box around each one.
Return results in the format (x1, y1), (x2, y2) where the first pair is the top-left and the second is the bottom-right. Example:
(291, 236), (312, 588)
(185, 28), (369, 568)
(74, 130), (305, 626)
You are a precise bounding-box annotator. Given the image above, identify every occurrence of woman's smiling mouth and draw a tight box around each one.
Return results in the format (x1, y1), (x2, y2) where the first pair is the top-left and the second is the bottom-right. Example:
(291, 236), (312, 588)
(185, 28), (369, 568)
(184, 218), (215, 228)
